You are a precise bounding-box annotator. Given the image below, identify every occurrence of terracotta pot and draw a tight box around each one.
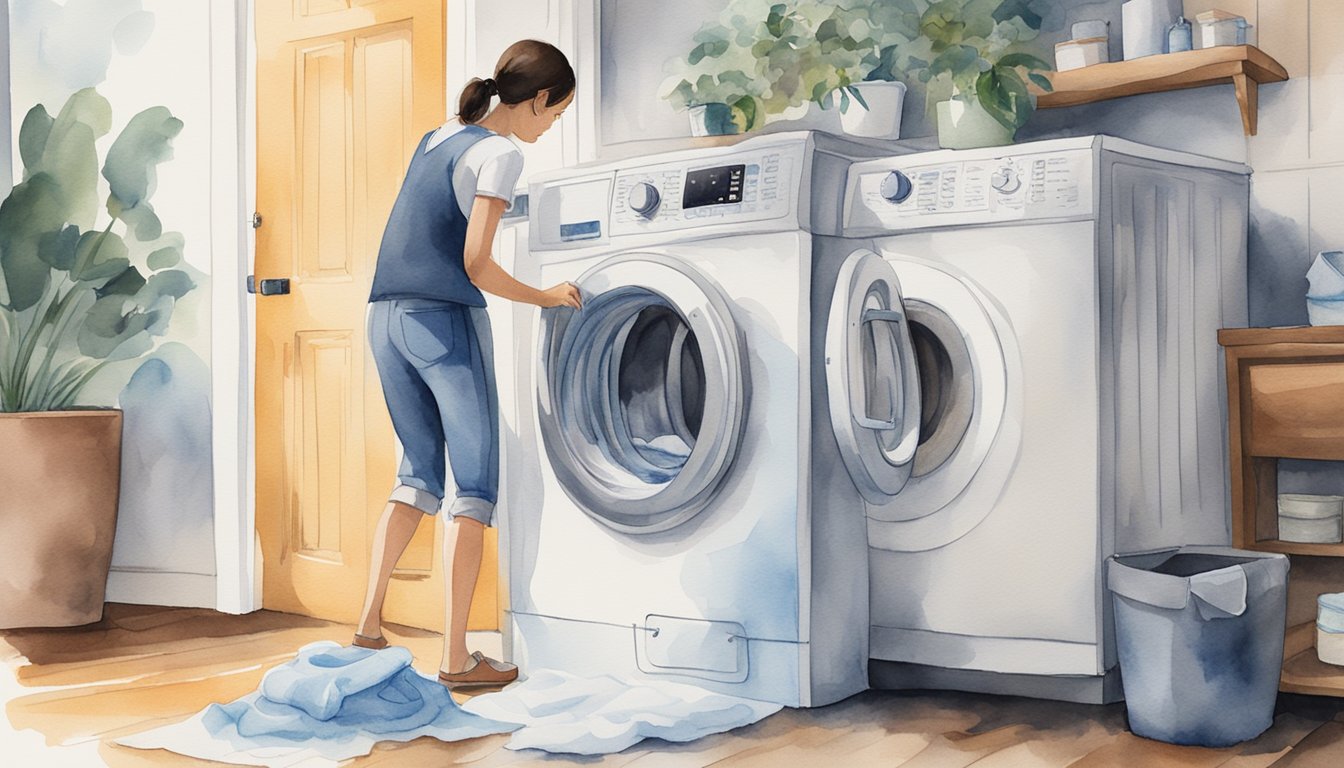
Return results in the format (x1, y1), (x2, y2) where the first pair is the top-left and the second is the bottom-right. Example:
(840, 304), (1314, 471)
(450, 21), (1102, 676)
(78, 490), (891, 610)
(0, 410), (122, 628)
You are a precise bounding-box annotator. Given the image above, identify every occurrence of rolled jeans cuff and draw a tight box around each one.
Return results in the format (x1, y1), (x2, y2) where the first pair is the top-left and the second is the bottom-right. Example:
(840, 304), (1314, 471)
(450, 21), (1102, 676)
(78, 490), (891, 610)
(449, 495), (495, 526)
(389, 484), (441, 515)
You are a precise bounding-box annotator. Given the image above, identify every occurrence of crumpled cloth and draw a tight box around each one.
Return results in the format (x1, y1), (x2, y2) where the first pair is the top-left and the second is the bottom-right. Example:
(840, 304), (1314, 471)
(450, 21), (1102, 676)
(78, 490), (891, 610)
(117, 641), (518, 767)
(462, 668), (782, 755)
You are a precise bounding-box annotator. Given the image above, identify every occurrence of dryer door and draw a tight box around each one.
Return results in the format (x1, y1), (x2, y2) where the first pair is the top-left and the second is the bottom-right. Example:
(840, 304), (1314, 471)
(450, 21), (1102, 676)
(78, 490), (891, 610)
(826, 249), (922, 503)
(537, 253), (745, 533)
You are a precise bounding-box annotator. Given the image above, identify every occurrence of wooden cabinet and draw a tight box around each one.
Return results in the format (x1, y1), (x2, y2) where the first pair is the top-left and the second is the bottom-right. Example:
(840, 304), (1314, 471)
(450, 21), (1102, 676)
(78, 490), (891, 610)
(1220, 326), (1344, 696)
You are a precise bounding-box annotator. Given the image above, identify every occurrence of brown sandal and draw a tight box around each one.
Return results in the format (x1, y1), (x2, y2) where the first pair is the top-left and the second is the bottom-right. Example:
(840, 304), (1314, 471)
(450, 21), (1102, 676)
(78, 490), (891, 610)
(438, 651), (518, 689)
(352, 632), (389, 650)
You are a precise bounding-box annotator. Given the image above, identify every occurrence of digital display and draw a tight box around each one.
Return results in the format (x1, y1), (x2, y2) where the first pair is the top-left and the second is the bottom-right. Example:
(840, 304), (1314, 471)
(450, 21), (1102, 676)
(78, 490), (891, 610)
(683, 164), (745, 208)
(560, 220), (602, 241)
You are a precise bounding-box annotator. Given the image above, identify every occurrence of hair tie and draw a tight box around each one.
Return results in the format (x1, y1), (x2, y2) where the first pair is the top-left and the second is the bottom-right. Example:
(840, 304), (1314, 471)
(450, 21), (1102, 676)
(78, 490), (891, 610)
(482, 77), (498, 96)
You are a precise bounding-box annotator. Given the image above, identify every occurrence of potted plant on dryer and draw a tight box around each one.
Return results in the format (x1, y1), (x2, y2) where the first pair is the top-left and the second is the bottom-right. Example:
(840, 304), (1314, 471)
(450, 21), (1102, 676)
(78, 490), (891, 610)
(883, 0), (1054, 148)
(0, 88), (194, 628)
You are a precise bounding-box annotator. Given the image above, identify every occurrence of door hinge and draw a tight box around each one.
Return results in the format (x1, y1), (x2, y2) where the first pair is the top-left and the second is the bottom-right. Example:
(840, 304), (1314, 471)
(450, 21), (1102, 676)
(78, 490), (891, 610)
(246, 275), (290, 296)
(251, 212), (263, 229)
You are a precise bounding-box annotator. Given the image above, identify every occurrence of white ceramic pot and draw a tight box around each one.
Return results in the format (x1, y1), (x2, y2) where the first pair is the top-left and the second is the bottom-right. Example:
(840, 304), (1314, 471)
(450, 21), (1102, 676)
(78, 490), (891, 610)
(838, 81), (906, 140)
(687, 103), (741, 137)
(935, 97), (1016, 149)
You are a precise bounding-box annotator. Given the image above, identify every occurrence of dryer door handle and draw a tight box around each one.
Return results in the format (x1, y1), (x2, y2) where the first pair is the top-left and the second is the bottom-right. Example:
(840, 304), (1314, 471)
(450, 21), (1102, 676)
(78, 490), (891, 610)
(854, 308), (905, 431)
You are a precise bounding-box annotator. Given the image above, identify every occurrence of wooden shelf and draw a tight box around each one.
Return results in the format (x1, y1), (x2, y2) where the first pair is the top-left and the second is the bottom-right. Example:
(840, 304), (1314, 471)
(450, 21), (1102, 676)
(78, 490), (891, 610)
(1245, 540), (1344, 558)
(1036, 45), (1288, 136)
(1281, 623), (1344, 696)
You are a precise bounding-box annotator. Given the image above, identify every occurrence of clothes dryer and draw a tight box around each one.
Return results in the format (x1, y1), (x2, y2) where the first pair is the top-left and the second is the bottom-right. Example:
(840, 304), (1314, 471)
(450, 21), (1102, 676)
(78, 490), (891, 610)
(827, 136), (1250, 703)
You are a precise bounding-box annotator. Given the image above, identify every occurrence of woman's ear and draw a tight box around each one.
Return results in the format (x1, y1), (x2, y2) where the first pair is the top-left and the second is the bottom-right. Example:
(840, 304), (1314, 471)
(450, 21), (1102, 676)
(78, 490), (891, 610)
(531, 92), (548, 116)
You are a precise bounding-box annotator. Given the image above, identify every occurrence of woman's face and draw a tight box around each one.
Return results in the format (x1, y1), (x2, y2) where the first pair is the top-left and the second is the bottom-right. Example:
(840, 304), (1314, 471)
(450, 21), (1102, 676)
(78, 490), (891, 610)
(513, 90), (573, 143)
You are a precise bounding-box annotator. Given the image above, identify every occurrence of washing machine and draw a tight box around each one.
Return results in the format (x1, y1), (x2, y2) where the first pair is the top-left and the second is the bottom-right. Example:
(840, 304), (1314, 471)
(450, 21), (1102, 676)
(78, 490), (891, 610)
(502, 131), (906, 707)
(826, 136), (1250, 703)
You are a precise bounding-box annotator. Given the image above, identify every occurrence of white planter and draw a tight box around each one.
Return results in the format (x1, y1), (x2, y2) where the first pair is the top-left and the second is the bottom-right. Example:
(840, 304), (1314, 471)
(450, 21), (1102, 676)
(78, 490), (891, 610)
(935, 97), (1016, 149)
(838, 81), (906, 140)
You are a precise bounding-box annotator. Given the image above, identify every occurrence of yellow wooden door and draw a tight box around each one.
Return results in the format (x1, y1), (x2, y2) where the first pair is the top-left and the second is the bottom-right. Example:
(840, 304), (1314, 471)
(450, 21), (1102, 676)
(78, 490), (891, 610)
(255, 0), (498, 631)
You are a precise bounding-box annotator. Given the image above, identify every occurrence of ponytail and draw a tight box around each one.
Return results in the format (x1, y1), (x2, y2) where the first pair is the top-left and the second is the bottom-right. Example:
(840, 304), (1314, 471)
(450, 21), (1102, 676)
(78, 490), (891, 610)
(457, 40), (575, 125)
(458, 78), (496, 124)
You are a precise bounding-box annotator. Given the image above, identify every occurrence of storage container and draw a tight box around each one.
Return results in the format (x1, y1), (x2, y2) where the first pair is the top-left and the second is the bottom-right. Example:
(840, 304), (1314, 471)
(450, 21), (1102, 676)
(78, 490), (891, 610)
(1196, 10), (1249, 48)
(1055, 38), (1109, 71)
(1107, 547), (1289, 747)
(1318, 593), (1344, 666)
(1278, 493), (1344, 543)
(1307, 251), (1344, 325)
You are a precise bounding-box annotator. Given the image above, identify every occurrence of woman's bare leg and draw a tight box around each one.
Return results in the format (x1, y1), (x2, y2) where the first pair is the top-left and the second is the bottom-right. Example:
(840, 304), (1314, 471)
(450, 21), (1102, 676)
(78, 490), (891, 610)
(356, 501), (423, 638)
(441, 515), (485, 673)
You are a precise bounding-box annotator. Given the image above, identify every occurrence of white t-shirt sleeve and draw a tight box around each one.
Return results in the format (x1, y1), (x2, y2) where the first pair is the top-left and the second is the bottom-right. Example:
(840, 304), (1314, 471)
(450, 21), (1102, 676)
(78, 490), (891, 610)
(454, 135), (524, 216)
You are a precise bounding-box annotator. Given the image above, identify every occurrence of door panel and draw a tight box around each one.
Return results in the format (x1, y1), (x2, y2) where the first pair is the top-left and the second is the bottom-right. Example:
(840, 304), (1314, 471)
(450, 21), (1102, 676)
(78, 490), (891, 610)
(257, 0), (498, 630)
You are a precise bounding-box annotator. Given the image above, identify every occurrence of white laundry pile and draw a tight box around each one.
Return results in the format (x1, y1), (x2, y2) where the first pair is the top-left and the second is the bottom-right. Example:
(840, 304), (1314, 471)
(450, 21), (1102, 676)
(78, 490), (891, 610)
(116, 641), (519, 767)
(461, 668), (783, 755)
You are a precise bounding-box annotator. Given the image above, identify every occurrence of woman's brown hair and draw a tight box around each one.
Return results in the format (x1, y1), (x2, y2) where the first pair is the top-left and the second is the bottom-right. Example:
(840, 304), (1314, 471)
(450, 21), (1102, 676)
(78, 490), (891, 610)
(458, 40), (576, 125)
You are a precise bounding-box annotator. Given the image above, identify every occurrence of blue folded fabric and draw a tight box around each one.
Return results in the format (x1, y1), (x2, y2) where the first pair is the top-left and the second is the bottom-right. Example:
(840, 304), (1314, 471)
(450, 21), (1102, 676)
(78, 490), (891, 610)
(118, 641), (519, 767)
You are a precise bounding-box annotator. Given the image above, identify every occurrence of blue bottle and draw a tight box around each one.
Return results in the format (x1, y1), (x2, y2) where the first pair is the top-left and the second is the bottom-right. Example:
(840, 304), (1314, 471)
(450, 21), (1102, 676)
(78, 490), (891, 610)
(1167, 16), (1193, 53)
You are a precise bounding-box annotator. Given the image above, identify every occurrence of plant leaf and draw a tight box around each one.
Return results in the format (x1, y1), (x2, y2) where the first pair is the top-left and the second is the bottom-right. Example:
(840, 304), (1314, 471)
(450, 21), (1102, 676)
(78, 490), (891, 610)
(103, 106), (183, 240)
(36, 225), (81, 271)
(997, 52), (1052, 72)
(1028, 72), (1053, 92)
(39, 88), (111, 230)
(18, 105), (53, 177)
(0, 174), (67, 310)
(78, 295), (151, 359)
(730, 95), (757, 131)
(147, 244), (182, 270)
(849, 85), (870, 111)
(71, 229), (131, 282)
(95, 266), (147, 299)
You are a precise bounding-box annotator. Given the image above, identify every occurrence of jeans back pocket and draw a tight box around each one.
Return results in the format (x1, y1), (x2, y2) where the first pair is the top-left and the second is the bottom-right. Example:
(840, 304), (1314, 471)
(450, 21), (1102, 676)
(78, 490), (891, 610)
(399, 306), (464, 368)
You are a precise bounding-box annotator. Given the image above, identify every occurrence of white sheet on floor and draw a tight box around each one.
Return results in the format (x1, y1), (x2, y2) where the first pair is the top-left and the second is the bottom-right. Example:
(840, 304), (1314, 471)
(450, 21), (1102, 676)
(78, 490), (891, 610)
(116, 641), (518, 767)
(461, 668), (782, 755)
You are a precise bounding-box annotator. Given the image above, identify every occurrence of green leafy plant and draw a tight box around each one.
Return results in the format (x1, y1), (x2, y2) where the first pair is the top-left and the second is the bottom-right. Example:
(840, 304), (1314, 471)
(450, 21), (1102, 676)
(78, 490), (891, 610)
(662, 0), (913, 130)
(0, 88), (194, 412)
(874, 0), (1053, 131)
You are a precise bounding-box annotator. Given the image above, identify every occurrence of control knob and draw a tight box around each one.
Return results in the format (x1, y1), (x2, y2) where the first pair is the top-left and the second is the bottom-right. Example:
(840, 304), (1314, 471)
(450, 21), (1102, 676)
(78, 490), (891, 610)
(628, 182), (662, 218)
(880, 170), (913, 204)
(990, 166), (1021, 194)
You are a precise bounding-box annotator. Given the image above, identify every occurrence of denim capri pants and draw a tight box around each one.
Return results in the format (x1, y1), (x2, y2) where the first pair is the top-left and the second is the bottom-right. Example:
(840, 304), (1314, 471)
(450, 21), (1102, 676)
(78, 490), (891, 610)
(368, 299), (499, 525)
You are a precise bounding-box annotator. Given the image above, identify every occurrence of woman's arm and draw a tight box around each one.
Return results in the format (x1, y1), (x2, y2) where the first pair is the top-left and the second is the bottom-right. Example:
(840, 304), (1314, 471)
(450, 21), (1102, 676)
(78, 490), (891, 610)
(463, 195), (581, 308)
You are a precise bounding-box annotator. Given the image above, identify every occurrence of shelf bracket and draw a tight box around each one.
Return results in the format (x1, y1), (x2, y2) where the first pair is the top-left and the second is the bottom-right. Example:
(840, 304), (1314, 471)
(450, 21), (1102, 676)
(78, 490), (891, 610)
(1233, 72), (1258, 136)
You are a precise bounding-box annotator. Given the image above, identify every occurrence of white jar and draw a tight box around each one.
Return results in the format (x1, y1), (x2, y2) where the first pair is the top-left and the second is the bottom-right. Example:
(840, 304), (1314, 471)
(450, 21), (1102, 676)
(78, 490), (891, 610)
(1318, 593), (1344, 666)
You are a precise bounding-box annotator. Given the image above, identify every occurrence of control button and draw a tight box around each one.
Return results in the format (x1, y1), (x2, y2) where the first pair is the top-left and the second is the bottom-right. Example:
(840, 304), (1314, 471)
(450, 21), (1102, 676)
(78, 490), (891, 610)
(880, 170), (914, 204)
(990, 166), (1021, 194)
(628, 182), (661, 219)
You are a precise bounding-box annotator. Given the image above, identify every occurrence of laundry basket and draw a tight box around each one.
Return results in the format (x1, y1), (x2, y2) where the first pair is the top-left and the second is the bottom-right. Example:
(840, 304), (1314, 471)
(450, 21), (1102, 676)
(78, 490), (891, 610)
(1307, 250), (1344, 325)
(1106, 546), (1289, 747)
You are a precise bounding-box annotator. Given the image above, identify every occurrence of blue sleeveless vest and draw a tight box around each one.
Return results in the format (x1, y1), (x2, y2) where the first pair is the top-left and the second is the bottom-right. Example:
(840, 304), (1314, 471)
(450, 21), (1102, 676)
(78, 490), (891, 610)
(369, 124), (492, 306)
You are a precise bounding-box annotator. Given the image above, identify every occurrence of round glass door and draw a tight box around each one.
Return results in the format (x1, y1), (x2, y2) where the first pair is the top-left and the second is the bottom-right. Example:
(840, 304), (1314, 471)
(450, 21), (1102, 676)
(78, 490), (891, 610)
(826, 249), (922, 503)
(537, 253), (744, 533)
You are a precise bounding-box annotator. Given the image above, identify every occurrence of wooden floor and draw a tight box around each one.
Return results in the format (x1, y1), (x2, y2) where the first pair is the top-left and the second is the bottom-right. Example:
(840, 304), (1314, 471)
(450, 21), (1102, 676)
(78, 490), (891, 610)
(4, 604), (1344, 766)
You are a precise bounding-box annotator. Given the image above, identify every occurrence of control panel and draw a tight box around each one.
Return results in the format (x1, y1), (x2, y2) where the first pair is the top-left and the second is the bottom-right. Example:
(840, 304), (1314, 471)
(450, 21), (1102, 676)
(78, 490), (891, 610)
(532, 143), (804, 248)
(848, 148), (1094, 231)
(610, 147), (796, 235)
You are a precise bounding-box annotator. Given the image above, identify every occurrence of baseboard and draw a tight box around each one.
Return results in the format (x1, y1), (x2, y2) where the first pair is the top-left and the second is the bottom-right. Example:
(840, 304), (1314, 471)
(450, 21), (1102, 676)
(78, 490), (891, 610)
(105, 569), (217, 609)
(869, 659), (1124, 704)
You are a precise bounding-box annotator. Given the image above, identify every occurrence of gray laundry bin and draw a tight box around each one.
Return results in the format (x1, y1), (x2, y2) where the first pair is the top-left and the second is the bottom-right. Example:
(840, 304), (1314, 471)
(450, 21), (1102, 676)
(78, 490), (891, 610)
(1107, 546), (1289, 747)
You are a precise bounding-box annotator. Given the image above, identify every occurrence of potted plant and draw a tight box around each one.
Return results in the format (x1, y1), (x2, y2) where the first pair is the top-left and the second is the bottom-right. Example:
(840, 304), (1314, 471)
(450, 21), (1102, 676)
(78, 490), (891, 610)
(0, 88), (194, 628)
(662, 19), (764, 135)
(662, 0), (910, 137)
(882, 0), (1054, 148)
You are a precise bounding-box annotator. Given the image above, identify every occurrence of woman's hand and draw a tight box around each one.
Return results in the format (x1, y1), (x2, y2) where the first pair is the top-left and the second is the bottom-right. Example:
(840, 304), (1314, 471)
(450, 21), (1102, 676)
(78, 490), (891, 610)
(539, 282), (582, 309)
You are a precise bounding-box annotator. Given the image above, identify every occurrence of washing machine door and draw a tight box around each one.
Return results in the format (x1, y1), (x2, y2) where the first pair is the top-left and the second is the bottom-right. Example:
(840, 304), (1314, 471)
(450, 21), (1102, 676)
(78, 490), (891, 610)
(865, 253), (1019, 552)
(826, 249), (922, 503)
(536, 252), (745, 533)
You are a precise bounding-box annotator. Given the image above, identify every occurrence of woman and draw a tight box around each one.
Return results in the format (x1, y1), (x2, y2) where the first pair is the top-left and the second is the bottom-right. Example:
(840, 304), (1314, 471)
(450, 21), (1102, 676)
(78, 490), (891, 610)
(354, 40), (579, 689)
